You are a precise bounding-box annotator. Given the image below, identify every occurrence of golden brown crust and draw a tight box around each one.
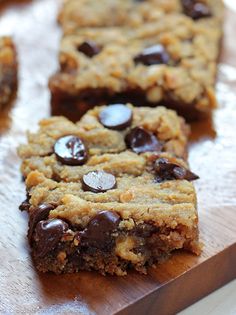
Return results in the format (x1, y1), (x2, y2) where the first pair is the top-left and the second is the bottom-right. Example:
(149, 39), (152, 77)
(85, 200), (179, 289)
(18, 105), (190, 180)
(26, 170), (198, 229)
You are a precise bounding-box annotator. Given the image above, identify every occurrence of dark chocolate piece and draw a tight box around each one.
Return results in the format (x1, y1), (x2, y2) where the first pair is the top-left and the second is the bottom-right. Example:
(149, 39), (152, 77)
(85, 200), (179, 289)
(182, 0), (212, 20)
(28, 203), (55, 243)
(19, 193), (30, 211)
(125, 127), (163, 154)
(172, 166), (199, 181)
(54, 135), (88, 166)
(34, 219), (68, 258)
(82, 171), (117, 193)
(78, 211), (120, 250)
(99, 104), (133, 130)
(78, 41), (101, 57)
(134, 44), (170, 66)
(154, 158), (199, 182)
(133, 223), (158, 238)
(19, 199), (30, 211)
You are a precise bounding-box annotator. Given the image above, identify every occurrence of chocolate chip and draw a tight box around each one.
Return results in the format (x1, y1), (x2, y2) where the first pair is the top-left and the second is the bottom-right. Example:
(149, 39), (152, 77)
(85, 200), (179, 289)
(133, 223), (158, 238)
(34, 219), (68, 258)
(125, 127), (163, 154)
(154, 158), (176, 181)
(154, 158), (199, 182)
(19, 200), (30, 211)
(182, 0), (211, 19)
(173, 166), (199, 181)
(78, 41), (101, 57)
(82, 171), (117, 193)
(28, 203), (56, 243)
(54, 135), (88, 166)
(78, 211), (120, 250)
(99, 104), (133, 130)
(19, 193), (30, 211)
(134, 44), (170, 66)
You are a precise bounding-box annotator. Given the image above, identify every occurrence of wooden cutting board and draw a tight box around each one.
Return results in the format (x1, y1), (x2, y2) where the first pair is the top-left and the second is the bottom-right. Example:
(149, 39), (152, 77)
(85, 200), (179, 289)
(0, 1), (236, 314)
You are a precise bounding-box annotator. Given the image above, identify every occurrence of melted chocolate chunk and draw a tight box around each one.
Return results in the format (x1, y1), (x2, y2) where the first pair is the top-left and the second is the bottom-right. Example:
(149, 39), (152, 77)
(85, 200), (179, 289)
(172, 166), (199, 181)
(19, 193), (30, 211)
(134, 44), (170, 66)
(82, 171), (117, 193)
(34, 219), (68, 258)
(78, 41), (101, 57)
(19, 199), (30, 211)
(182, 0), (212, 19)
(99, 104), (133, 130)
(28, 203), (56, 243)
(154, 158), (199, 182)
(125, 127), (163, 154)
(54, 135), (88, 166)
(133, 223), (158, 238)
(78, 211), (120, 250)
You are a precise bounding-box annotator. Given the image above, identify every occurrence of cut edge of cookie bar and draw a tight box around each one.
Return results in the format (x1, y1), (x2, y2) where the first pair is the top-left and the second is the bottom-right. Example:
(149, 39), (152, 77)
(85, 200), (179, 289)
(49, 82), (216, 122)
(18, 104), (201, 275)
(0, 36), (18, 110)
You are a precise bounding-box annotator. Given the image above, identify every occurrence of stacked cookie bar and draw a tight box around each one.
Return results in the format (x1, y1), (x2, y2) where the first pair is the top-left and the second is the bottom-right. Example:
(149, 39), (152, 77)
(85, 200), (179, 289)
(0, 37), (17, 110)
(49, 0), (223, 121)
(18, 104), (200, 275)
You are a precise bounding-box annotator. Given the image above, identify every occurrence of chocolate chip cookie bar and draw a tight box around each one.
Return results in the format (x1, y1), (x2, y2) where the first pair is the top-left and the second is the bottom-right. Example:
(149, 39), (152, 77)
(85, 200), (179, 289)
(50, 0), (223, 121)
(18, 105), (189, 179)
(58, 0), (223, 32)
(18, 104), (200, 275)
(0, 37), (17, 110)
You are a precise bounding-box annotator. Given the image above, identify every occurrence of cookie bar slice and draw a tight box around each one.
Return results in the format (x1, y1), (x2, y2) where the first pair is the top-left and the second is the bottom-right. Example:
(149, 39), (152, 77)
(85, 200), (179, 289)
(0, 37), (17, 109)
(18, 105), (189, 180)
(50, 4), (223, 121)
(18, 104), (200, 275)
(58, 0), (223, 33)
(24, 164), (199, 275)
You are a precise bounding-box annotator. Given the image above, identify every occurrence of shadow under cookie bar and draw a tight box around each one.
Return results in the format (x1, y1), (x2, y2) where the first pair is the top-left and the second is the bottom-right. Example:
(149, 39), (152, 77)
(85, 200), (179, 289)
(0, 37), (18, 110)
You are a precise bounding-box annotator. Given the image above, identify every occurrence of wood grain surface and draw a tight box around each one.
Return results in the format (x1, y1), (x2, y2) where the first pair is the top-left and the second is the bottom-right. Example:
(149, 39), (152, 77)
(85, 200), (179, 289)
(0, 1), (236, 314)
